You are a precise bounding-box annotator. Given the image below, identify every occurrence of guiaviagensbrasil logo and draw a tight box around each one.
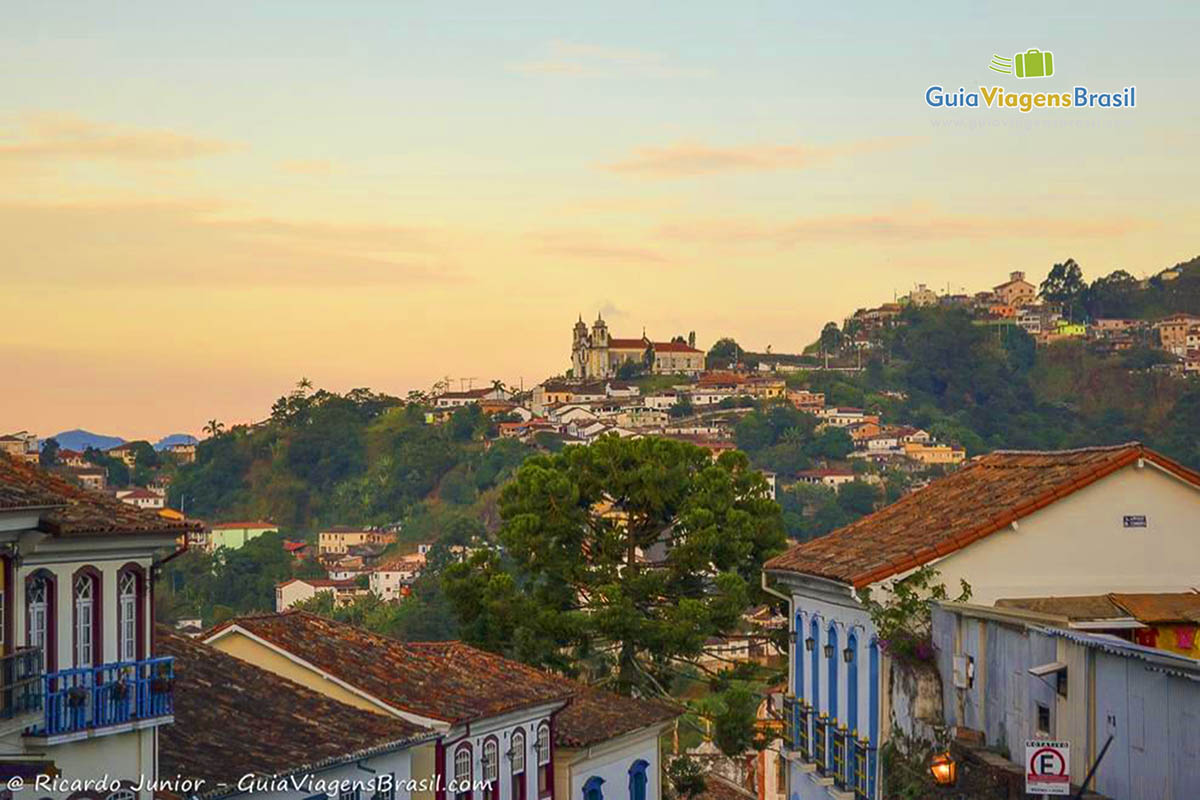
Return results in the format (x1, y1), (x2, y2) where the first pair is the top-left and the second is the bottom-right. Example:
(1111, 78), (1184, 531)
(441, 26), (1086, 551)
(925, 48), (1135, 112)
(989, 49), (1053, 79)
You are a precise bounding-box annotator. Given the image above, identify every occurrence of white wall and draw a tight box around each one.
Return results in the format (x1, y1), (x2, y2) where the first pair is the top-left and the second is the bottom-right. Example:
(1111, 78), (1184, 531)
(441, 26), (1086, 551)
(564, 728), (662, 800)
(444, 709), (556, 800)
(932, 463), (1200, 605)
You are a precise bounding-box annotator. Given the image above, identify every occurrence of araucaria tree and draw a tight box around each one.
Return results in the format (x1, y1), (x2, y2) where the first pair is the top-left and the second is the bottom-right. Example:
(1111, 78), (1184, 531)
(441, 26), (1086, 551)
(443, 435), (786, 695)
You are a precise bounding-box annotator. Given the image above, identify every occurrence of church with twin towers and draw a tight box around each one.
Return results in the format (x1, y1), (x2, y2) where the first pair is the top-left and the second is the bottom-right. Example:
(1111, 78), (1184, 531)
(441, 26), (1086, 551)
(570, 313), (705, 380)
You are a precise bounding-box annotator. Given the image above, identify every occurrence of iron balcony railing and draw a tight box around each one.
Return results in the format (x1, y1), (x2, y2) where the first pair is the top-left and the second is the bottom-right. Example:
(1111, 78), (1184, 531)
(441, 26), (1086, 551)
(831, 727), (849, 789)
(33, 657), (174, 738)
(0, 647), (44, 721)
(813, 716), (829, 775)
(852, 737), (873, 800)
(782, 696), (814, 761)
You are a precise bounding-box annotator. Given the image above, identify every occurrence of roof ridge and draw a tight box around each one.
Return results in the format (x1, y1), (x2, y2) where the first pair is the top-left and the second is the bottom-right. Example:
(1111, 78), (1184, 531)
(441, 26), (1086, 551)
(987, 442), (1142, 456)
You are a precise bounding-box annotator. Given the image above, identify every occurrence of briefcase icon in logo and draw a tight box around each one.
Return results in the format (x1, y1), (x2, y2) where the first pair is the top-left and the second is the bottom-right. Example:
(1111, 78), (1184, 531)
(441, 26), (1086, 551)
(1014, 48), (1053, 78)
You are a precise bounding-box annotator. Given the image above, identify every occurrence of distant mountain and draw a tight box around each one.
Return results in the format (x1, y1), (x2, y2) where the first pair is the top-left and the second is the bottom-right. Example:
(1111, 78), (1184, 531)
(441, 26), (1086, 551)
(154, 433), (198, 451)
(50, 429), (125, 452)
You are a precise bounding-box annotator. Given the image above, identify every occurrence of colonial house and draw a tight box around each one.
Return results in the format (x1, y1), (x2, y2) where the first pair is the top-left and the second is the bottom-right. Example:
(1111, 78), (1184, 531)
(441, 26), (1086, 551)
(204, 612), (678, 800)
(0, 431), (39, 463)
(165, 442), (196, 464)
(207, 520), (278, 552)
(1154, 313), (1200, 355)
(571, 316), (703, 379)
(105, 442), (143, 467)
(69, 466), (107, 492)
(57, 449), (88, 468)
(370, 553), (428, 600)
(116, 488), (165, 510)
(901, 442), (965, 465)
(763, 444), (1200, 800)
(435, 386), (513, 409)
(0, 454), (194, 797)
(795, 468), (856, 491)
(160, 628), (438, 800)
(992, 270), (1036, 307)
(318, 526), (395, 555)
(274, 577), (361, 611)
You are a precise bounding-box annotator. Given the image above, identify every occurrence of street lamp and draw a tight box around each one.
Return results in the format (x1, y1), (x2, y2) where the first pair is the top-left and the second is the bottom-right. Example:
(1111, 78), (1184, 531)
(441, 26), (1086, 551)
(929, 752), (957, 787)
(823, 643), (835, 659)
(842, 646), (854, 663)
(805, 636), (816, 652)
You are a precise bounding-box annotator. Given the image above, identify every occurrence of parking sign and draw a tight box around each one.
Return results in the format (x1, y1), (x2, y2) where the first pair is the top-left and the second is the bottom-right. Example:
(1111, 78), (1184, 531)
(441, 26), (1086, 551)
(1026, 739), (1070, 795)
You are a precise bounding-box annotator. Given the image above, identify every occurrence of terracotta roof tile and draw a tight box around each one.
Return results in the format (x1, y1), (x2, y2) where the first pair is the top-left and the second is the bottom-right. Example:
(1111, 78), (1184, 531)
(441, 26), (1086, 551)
(555, 685), (680, 747)
(0, 453), (198, 536)
(159, 628), (431, 794)
(1109, 592), (1200, 624)
(764, 444), (1200, 588)
(207, 611), (574, 724)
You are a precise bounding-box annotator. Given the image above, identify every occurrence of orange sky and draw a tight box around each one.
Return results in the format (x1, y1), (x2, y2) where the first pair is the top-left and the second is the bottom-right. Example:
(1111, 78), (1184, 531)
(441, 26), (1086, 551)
(2, 3), (1197, 439)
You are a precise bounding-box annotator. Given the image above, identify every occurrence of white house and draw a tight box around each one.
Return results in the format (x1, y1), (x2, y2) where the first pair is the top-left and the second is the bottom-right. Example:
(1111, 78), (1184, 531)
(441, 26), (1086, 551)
(205, 612), (677, 800)
(763, 444), (1200, 800)
(370, 553), (427, 600)
(116, 487), (165, 510)
(274, 577), (359, 611)
(0, 453), (192, 798)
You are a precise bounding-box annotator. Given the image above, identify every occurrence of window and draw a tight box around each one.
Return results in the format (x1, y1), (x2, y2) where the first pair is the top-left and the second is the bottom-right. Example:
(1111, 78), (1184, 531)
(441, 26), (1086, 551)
(118, 570), (139, 662)
(26, 572), (55, 670)
(482, 738), (499, 800)
(339, 789), (360, 800)
(511, 729), (527, 800)
(536, 723), (551, 798)
(454, 744), (473, 800)
(1036, 702), (1051, 736)
(74, 572), (98, 667)
(583, 776), (604, 800)
(628, 761), (649, 800)
(374, 775), (395, 800)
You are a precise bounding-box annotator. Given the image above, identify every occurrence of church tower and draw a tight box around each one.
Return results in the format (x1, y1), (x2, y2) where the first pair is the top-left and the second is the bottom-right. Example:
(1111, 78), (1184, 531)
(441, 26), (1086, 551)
(571, 315), (588, 378)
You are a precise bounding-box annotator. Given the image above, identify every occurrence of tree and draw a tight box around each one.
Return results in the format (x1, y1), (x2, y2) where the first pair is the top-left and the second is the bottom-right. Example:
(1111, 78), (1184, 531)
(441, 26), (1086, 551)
(837, 480), (880, 516)
(442, 436), (785, 695)
(39, 437), (60, 468)
(706, 338), (743, 370)
(668, 397), (695, 419)
(203, 419), (225, 438)
(819, 322), (843, 356)
(1039, 258), (1088, 321)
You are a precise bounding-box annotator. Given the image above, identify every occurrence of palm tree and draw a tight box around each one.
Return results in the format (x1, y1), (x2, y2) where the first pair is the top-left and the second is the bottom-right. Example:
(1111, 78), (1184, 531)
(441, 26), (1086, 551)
(296, 376), (314, 394)
(203, 419), (224, 438)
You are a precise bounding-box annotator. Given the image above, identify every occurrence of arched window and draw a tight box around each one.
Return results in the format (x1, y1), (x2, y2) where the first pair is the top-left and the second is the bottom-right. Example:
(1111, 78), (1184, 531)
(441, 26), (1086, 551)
(73, 568), (102, 667)
(847, 633), (859, 735)
(809, 617), (820, 712)
(868, 639), (880, 799)
(583, 776), (604, 800)
(536, 722), (551, 799)
(793, 611), (804, 700)
(482, 738), (499, 800)
(454, 744), (473, 800)
(511, 729), (527, 800)
(26, 570), (56, 670)
(117, 566), (143, 662)
(628, 760), (649, 800)
(826, 624), (839, 722)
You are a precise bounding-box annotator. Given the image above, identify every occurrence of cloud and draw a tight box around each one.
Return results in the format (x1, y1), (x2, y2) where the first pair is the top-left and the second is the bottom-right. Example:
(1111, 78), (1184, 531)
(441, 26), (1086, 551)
(604, 138), (913, 177)
(0, 112), (234, 162)
(657, 211), (1145, 245)
(531, 231), (669, 264)
(509, 40), (706, 78)
(277, 159), (339, 175)
(0, 200), (455, 287)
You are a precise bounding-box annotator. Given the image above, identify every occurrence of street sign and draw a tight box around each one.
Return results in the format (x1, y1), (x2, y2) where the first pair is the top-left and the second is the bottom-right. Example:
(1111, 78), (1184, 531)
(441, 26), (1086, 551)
(1026, 739), (1070, 795)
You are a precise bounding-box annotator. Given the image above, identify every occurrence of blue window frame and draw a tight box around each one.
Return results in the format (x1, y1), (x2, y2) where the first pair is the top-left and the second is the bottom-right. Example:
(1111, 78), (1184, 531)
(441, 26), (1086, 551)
(869, 638), (880, 799)
(847, 633), (858, 733)
(794, 611), (804, 700)
(827, 624), (839, 722)
(629, 760), (649, 800)
(584, 776), (605, 800)
(809, 617), (820, 712)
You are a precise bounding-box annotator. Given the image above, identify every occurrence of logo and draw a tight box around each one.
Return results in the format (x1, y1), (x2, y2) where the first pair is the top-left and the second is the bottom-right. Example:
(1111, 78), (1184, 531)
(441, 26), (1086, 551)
(990, 49), (1055, 79)
(925, 48), (1134, 112)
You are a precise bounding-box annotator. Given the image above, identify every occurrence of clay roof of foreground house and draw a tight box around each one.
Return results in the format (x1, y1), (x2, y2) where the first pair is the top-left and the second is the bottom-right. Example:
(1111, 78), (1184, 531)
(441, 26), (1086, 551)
(206, 611), (575, 724)
(1000, 592), (1200, 625)
(765, 444), (1200, 589)
(159, 628), (432, 796)
(0, 453), (198, 537)
(206, 611), (680, 741)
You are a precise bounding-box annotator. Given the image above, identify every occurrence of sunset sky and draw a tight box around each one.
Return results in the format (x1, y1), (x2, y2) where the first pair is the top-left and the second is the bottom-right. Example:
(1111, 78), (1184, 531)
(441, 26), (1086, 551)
(2, 1), (1198, 439)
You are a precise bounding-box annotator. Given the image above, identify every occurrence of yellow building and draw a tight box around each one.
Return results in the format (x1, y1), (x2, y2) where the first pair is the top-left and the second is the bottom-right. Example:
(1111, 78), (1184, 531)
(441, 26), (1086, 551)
(318, 526), (395, 555)
(903, 442), (966, 465)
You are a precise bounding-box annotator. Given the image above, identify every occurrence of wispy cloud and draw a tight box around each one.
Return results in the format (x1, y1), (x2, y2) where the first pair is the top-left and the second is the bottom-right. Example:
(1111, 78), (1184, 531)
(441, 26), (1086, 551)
(0, 113), (235, 161)
(509, 40), (706, 78)
(605, 138), (914, 178)
(0, 200), (454, 287)
(277, 158), (339, 175)
(658, 211), (1145, 244)
(531, 231), (669, 264)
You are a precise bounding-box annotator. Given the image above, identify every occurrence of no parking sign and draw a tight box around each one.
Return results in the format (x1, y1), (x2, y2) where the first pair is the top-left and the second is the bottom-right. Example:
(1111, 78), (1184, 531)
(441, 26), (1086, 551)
(1025, 739), (1070, 795)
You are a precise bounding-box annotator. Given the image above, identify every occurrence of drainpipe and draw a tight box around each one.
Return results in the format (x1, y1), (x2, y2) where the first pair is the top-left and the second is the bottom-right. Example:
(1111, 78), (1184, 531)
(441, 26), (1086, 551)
(761, 572), (795, 695)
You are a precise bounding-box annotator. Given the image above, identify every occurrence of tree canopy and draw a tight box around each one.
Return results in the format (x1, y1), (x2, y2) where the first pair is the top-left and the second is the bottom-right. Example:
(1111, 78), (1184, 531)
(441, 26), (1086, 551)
(442, 435), (786, 695)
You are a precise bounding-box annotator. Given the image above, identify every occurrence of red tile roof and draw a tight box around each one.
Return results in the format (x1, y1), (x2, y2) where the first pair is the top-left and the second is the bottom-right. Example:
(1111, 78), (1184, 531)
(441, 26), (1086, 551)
(1109, 592), (1200, 624)
(159, 628), (432, 794)
(207, 611), (574, 724)
(210, 520), (277, 530)
(652, 341), (702, 353)
(0, 453), (198, 536)
(765, 444), (1200, 589)
(555, 685), (680, 747)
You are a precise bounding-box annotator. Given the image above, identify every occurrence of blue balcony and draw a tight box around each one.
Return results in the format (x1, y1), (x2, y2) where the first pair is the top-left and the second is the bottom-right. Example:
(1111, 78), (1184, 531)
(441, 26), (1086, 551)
(0, 648), (44, 736)
(27, 657), (174, 742)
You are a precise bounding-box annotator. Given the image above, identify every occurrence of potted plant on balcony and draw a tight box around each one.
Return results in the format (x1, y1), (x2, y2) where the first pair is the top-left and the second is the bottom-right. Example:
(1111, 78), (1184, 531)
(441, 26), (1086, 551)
(150, 664), (172, 695)
(111, 677), (130, 701)
(66, 685), (88, 709)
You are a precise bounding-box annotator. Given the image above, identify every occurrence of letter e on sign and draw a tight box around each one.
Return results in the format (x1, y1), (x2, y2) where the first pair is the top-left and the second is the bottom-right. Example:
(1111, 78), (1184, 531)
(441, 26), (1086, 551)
(1025, 740), (1070, 795)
